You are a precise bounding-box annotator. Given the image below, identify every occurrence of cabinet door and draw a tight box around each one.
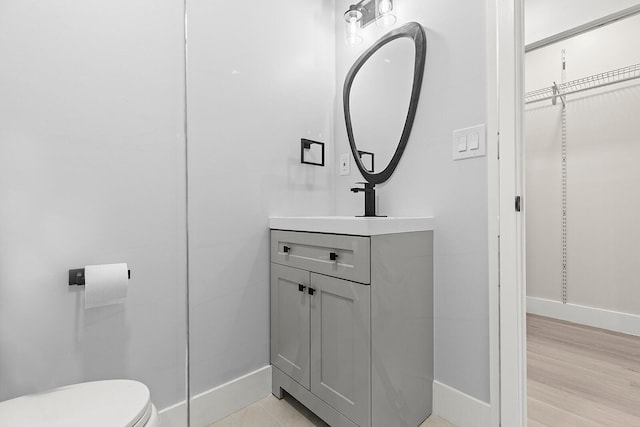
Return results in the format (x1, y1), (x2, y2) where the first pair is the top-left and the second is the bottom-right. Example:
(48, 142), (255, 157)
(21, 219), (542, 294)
(310, 273), (370, 427)
(271, 264), (310, 389)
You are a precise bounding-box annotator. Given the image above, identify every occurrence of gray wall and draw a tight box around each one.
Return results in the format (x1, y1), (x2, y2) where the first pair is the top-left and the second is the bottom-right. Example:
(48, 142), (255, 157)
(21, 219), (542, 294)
(186, 0), (336, 396)
(334, 0), (490, 402)
(0, 0), (187, 410)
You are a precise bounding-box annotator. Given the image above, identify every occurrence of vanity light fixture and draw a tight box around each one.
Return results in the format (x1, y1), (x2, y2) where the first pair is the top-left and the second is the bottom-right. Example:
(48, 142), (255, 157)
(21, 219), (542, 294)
(375, 0), (397, 27)
(344, 0), (397, 44)
(344, 4), (364, 45)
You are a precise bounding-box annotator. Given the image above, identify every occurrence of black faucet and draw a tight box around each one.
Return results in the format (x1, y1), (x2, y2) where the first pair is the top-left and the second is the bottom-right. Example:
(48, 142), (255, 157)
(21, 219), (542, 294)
(350, 182), (378, 217)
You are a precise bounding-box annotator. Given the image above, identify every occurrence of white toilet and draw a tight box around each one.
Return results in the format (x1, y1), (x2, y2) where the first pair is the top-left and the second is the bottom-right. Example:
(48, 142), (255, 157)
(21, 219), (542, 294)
(0, 379), (159, 426)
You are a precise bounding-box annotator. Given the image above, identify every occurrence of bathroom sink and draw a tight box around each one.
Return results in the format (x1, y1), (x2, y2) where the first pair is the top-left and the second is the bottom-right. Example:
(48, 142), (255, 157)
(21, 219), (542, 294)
(269, 216), (434, 236)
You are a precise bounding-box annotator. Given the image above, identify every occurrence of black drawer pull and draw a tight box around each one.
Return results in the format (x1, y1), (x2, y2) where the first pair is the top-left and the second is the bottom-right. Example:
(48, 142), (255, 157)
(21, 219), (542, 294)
(308, 288), (316, 296)
(298, 284), (306, 292)
(283, 245), (290, 253)
(329, 252), (338, 261)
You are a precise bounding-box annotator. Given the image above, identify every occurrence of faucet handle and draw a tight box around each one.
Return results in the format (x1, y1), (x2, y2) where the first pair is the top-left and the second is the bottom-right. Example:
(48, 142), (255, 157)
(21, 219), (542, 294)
(350, 182), (375, 193)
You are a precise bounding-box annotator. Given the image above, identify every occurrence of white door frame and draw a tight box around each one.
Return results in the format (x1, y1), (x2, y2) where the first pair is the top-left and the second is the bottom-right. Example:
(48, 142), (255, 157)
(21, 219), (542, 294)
(490, 4), (640, 425)
(488, 0), (527, 426)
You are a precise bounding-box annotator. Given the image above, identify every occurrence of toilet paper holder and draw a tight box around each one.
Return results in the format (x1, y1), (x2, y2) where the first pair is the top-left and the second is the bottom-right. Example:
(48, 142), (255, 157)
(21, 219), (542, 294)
(68, 268), (131, 286)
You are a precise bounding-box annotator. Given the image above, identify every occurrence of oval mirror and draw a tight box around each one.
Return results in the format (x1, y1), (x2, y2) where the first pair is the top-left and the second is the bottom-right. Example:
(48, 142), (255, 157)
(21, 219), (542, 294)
(343, 22), (426, 185)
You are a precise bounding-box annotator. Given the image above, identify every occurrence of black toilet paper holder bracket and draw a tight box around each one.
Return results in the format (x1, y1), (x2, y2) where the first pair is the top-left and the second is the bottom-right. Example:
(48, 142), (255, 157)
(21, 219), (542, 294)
(68, 268), (131, 286)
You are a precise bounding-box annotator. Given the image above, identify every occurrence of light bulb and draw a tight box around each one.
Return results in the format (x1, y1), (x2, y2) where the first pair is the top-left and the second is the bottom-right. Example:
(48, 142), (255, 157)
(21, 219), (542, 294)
(375, 0), (396, 28)
(344, 5), (363, 46)
(344, 7), (363, 24)
(378, 0), (392, 14)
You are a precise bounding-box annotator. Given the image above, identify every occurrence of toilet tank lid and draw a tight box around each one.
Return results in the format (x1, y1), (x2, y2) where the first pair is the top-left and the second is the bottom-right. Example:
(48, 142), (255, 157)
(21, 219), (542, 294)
(0, 379), (151, 427)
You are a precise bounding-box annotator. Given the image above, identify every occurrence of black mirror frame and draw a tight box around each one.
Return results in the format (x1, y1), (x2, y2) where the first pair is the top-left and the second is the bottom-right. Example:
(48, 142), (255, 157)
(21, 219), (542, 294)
(343, 22), (426, 185)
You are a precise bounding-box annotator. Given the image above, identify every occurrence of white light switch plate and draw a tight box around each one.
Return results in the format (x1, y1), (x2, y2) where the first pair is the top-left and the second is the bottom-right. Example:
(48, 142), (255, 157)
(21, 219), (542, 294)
(339, 153), (350, 175)
(452, 124), (486, 160)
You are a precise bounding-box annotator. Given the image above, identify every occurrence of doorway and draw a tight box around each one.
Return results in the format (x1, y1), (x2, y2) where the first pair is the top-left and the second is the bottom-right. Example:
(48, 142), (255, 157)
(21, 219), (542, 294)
(524, 6), (640, 425)
(496, 2), (640, 426)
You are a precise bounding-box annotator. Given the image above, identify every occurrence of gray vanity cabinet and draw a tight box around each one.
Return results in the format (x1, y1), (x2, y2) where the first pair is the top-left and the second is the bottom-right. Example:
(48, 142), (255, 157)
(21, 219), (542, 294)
(270, 263), (371, 427)
(271, 229), (433, 427)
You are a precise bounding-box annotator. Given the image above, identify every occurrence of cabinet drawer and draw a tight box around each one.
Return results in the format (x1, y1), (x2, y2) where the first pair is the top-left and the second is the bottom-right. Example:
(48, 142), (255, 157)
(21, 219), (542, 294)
(271, 230), (370, 284)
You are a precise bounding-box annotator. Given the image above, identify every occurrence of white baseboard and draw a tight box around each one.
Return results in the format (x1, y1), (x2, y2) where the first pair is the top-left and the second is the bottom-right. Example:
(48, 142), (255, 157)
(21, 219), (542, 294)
(158, 400), (187, 427)
(527, 297), (640, 336)
(158, 368), (494, 427)
(158, 365), (272, 427)
(433, 381), (491, 427)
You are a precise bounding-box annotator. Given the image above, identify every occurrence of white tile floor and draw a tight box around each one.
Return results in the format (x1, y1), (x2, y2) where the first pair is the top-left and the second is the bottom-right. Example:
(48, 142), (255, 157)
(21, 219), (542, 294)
(209, 392), (456, 427)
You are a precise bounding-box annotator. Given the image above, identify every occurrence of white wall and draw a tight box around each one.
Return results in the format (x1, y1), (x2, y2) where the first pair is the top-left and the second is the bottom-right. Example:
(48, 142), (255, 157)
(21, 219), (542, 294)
(186, 0), (336, 398)
(525, 15), (640, 317)
(334, 0), (490, 402)
(525, 0), (640, 45)
(0, 0), (187, 410)
(0, 0), (493, 415)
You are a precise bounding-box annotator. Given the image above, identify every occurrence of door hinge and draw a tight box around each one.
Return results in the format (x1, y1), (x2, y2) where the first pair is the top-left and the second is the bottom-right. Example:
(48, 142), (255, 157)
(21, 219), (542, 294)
(497, 234), (500, 289)
(515, 196), (522, 212)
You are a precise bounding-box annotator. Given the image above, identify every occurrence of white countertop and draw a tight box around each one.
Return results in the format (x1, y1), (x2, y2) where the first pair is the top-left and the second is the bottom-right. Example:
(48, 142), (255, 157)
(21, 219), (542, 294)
(269, 216), (434, 236)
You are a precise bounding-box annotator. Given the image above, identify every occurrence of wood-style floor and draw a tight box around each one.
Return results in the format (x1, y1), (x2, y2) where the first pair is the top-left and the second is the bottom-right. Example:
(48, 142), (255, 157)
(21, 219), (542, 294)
(209, 314), (640, 427)
(527, 314), (640, 426)
(208, 392), (454, 427)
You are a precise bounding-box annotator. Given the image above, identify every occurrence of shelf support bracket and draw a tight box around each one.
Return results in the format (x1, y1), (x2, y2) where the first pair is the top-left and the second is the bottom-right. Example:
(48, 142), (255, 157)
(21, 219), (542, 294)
(552, 82), (566, 107)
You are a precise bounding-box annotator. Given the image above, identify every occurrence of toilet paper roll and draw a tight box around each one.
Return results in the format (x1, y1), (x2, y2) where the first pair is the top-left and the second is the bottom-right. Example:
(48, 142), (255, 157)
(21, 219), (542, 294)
(84, 263), (129, 309)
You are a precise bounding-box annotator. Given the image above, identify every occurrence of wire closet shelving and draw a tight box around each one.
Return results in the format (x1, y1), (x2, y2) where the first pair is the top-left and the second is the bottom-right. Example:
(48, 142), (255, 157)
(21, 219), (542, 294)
(525, 63), (640, 105)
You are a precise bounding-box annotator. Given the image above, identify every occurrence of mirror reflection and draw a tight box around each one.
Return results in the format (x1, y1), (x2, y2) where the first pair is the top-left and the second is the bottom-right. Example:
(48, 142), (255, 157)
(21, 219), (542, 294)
(350, 37), (415, 174)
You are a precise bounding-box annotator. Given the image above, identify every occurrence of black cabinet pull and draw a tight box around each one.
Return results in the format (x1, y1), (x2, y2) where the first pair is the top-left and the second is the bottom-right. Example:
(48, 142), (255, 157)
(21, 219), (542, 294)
(298, 284), (306, 292)
(283, 245), (290, 253)
(329, 252), (338, 261)
(308, 288), (316, 296)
